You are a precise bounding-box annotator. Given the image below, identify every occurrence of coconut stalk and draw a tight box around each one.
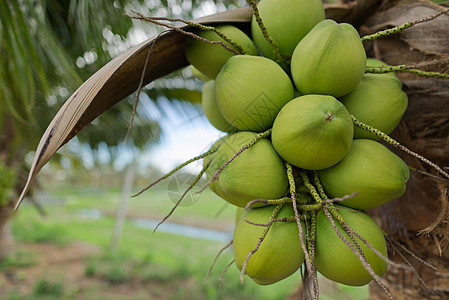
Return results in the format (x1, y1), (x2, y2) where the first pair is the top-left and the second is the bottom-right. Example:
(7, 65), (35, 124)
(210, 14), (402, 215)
(16, 0), (449, 298)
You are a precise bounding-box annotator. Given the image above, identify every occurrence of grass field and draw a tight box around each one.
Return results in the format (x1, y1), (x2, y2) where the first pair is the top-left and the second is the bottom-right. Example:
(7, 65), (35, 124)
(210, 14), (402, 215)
(1, 182), (369, 299)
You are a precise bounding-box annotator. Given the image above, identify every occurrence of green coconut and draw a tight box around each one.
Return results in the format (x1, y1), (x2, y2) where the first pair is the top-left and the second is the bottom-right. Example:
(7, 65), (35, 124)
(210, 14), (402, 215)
(234, 205), (305, 285)
(251, 0), (324, 59)
(215, 55), (295, 132)
(235, 207), (246, 224)
(206, 131), (288, 207)
(203, 135), (229, 169)
(185, 25), (258, 79)
(190, 65), (211, 82)
(315, 206), (388, 286)
(271, 95), (353, 170)
(339, 73), (408, 140)
(291, 19), (366, 97)
(319, 139), (410, 210)
(202, 80), (237, 133)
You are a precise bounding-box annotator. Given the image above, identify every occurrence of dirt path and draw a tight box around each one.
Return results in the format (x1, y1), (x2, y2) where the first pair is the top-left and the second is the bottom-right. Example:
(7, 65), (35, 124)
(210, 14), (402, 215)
(0, 242), (204, 300)
(0, 242), (100, 298)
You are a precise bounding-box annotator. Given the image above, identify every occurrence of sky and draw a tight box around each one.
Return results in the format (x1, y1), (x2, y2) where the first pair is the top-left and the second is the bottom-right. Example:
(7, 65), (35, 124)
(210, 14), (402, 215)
(106, 1), (232, 174)
(138, 92), (226, 174)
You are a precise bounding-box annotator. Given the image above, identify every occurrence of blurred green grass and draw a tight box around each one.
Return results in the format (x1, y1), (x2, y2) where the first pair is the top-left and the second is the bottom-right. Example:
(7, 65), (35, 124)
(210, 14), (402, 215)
(7, 185), (299, 299)
(5, 184), (370, 299)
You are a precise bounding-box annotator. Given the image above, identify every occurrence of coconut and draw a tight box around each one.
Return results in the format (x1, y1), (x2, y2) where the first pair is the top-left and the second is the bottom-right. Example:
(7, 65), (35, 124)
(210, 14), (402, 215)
(190, 65), (211, 82)
(271, 95), (354, 170)
(201, 80), (237, 133)
(315, 206), (388, 286)
(185, 25), (258, 79)
(318, 139), (410, 210)
(206, 131), (288, 207)
(235, 207), (246, 224)
(291, 19), (366, 97)
(203, 135), (229, 169)
(234, 205), (305, 285)
(339, 73), (408, 140)
(215, 55), (294, 132)
(251, 0), (324, 59)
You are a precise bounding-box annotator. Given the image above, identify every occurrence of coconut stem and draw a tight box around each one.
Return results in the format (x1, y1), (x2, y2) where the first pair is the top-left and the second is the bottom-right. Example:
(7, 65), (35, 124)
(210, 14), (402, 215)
(366, 66), (449, 79)
(409, 166), (449, 183)
(298, 193), (358, 211)
(245, 196), (292, 210)
(365, 58), (449, 79)
(205, 239), (233, 280)
(361, 8), (449, 42)
(386, 235), (438, 271)
(386, 237), (434, 294)
(219, 259), (235, 286)
(402, 68), (449, 79)
(149, 16), (247, 54)
(299, 171), (323, 204)
(343, 225), (404, 270)
(153, 163), (209, 232)
(185, 21), (246, 54)
(125, 31), (163, 144)
(351, 115), (399, 146)
(312, 171), (328, 200)
(308, 210), (319, 299)
(351, 115), (449, 180)
(244, 215), (298, 227)
(128, 11), (241, 55)
(246, 0), (287, 69)
(286, 163), (318, 298)
(197, 129), (272, 194)
(328, 207), (369, 262)
(133, 147), (218, 197)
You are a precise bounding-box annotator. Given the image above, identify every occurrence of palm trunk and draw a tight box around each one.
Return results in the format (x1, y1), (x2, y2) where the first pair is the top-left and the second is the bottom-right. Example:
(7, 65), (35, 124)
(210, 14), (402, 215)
(362, 1), (449, 298)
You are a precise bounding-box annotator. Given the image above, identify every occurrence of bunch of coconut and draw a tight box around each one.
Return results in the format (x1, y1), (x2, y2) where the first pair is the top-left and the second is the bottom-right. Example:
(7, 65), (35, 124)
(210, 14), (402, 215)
(185, 0), (411, 288)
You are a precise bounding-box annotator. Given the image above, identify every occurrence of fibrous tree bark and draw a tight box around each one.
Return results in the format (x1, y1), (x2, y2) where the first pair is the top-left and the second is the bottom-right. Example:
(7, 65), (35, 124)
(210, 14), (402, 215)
(360, 1), (449, 298)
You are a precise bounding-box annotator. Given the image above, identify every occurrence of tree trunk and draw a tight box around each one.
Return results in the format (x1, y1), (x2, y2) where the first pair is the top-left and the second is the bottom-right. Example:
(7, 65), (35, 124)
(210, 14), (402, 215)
(0, 205), (14, 261)
(359, 1), (449, 298)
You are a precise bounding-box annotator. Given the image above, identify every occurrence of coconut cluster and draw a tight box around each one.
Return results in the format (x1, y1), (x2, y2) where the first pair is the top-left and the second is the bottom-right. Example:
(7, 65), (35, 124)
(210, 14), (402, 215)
(186, 0), (410, 287)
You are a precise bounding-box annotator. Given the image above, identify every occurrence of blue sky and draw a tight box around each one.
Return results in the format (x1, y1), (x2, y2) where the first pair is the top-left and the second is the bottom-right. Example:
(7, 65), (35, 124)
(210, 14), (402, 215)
(138, 93), (225, 174)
